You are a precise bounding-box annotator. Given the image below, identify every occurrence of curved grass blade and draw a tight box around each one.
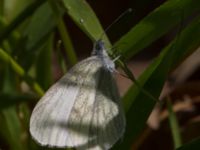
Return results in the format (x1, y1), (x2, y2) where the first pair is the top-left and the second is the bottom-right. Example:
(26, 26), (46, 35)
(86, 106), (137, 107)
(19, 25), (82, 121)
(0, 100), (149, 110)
(114, 0), (200, 60)
(112, 15), (200, 150)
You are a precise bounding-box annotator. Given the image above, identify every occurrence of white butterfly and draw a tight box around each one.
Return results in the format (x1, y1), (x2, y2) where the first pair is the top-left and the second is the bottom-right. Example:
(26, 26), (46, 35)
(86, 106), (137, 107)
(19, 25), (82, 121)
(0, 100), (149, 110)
(30, 39), (125, 150)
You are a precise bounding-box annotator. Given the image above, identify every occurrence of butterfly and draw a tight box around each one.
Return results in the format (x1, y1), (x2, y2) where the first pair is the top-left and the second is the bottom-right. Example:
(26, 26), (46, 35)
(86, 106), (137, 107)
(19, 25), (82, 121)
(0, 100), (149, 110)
(30, 39), (125, 150)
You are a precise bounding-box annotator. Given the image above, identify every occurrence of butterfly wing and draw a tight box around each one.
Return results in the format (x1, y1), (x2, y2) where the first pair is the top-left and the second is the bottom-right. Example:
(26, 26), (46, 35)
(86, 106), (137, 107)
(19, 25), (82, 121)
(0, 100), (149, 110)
(30, 56), (125, 149)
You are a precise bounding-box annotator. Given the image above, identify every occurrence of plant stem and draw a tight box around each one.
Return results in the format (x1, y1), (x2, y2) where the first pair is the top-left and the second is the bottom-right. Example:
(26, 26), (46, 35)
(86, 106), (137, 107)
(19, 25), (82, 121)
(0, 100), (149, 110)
(167, 98), (182, 149)
(0, 48), (44, 96)
(48, 0), (77, 65)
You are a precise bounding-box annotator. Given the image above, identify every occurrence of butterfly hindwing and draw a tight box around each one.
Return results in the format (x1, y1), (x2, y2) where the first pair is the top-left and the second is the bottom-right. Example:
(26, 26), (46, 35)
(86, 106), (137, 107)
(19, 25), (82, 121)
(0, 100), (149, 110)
(30, 56), (125, 149)
(78, 65), (125, 150)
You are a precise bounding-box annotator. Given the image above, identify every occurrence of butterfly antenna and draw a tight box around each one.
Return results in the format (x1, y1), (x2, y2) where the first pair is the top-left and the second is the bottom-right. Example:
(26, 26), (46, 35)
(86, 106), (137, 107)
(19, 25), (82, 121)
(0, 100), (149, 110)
(99, 8), (132, 40)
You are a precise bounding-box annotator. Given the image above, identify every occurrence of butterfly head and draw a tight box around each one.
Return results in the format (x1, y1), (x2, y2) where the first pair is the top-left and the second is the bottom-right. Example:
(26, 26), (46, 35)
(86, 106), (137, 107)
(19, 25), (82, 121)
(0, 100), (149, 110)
(92, 39), (108, 57)
(92, 39), (115, 72)
(94, 39), (104, 51)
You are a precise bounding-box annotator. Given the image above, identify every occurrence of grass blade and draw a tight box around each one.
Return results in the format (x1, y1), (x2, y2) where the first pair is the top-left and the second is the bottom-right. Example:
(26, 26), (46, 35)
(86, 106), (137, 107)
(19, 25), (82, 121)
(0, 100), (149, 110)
(114, 0), (200, 59)
(0, 0), (46, 43)
(112, 15), (200, 150)
(62, 0), (110, 45)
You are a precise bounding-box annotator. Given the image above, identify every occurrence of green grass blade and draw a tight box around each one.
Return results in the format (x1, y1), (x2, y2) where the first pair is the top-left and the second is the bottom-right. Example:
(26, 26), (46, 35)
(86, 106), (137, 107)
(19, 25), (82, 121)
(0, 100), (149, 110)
(0, 66), (24, 150)
(36, 35), (53, 90)
(0, 0), (46, 43)
(22, 2), (54, 51)
(112, 15), (200, 150)
(167, 99), (182, 148)
(61, 0), (110, 45)
(4, 0), (32, 21)
(18, 2), (56, 70)
(114, 0), (200, 59)
(2, 107), (24, 150)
